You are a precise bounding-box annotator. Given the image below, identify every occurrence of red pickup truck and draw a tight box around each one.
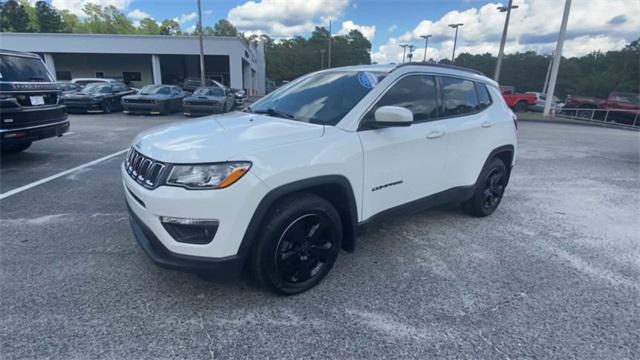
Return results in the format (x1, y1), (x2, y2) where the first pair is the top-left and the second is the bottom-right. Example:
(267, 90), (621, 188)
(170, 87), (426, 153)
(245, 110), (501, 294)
(500, 86), (537, 112)
(564, 91), (640, 124)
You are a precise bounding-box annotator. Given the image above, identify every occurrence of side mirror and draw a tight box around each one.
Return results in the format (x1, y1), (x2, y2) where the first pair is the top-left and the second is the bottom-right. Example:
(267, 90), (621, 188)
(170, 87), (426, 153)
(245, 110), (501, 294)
(373, 106), (413, 127)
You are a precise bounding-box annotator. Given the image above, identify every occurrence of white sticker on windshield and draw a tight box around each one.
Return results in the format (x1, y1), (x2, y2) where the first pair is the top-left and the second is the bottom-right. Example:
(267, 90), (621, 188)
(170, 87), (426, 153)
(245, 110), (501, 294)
(357, 71), (378, 89)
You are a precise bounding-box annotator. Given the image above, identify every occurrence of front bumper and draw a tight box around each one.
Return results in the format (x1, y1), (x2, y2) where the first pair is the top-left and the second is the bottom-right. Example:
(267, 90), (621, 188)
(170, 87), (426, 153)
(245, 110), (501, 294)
(123, 163), (268, 271)
(122, 102), (165, 114)
(183, 103), (222, 115)
(62, 100), (103, 112)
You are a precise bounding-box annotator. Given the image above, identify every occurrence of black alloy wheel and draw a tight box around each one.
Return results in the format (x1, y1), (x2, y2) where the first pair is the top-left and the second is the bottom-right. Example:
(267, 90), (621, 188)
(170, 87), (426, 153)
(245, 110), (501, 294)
(275, 213), (339, 284)
(251, 193), (342, 295)
(462, 157), (508, 217)
(482, 167), (506, 211)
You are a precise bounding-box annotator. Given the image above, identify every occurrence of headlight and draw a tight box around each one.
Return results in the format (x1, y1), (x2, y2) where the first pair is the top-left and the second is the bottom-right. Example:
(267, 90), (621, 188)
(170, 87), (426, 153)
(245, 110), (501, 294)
(166, 162), (251, 189)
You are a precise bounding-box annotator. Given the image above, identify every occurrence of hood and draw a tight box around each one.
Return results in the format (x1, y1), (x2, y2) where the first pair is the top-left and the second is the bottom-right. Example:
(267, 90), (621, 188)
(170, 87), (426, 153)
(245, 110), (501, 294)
(132, 111), (324, 163)
(184, 95), (225, 102)
(124, 94), (169, 101)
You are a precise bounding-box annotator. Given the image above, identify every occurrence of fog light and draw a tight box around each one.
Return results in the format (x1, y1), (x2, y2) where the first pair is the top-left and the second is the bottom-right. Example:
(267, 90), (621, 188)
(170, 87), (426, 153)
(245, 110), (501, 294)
(160, 217), (218, 245)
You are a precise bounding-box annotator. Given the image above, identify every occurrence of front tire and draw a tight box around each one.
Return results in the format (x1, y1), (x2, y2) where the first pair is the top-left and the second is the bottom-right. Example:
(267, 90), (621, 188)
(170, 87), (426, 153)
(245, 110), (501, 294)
(250, 193), (342, 295)
(102, 101), (112, 113)
(462, 157), (508, 217)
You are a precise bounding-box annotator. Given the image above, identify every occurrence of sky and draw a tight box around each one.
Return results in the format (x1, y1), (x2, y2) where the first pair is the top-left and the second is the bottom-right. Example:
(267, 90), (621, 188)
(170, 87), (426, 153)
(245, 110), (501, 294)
(48, 0), (640, 63)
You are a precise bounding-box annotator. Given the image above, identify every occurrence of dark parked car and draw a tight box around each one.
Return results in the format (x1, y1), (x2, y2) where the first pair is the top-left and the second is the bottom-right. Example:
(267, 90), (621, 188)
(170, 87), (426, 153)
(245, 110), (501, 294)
(60, 82), (135, 113)
(183, 86), (235, 116)
(121, 84), (186, 115)
(0, 49), (69, 154)
(57, 81), (82, 94)
(182, 78), (224, 93)
(229, 88), (247, 107)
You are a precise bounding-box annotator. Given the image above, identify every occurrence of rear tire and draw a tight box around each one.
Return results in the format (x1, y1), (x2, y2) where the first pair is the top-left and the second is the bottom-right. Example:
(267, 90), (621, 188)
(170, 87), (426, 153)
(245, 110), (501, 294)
(461, 157), (508, 217)
(513, 101), (527, 113)
(102, 101), (112, 113)
(1, 141), (32, 154)
(250, 193), (342, 295)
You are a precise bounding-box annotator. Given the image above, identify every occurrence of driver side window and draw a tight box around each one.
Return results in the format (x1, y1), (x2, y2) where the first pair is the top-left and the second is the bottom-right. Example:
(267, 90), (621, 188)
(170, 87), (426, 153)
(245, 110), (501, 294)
(363, 75), (438, 124)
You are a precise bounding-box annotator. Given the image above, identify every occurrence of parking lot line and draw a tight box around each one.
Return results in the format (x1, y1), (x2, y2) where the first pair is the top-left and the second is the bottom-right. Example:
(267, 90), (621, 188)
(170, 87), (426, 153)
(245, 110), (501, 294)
(0, 149), (128, 201)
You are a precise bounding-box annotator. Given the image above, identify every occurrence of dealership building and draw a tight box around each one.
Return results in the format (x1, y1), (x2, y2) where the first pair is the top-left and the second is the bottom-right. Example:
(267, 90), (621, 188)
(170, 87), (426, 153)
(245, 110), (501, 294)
(1, 32), (266, 95)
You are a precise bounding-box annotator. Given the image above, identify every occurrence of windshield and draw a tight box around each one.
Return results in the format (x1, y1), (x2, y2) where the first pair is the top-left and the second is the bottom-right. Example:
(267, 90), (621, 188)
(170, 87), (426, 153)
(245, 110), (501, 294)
(140, 85), (170, 95)
(250, 70), (387, 125)
(82, 83), (111, 94)
(0, 55), (53, 82)
(194, 87), (224, 96)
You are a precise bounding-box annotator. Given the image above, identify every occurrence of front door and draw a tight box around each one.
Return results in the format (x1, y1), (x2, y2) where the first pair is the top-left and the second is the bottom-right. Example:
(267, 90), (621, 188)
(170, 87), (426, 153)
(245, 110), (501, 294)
(358, 74), (449, 220)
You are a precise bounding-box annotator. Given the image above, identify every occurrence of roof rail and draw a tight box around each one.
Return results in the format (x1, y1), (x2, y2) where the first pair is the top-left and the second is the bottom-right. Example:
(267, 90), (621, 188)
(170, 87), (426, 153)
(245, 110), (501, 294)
(393, 62), (486, 77)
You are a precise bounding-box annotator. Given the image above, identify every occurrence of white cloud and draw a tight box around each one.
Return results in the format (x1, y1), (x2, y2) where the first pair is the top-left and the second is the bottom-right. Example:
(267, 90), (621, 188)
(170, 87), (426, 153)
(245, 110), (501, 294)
(388, 24), (397, 33)
(372, 0), (640, 64)
(51, 0), (132, 16)
(338, 20), (375, 40)
(173, 12), (198, 25)
(128, 9), (152, 20)
(227, 0), (349, 37)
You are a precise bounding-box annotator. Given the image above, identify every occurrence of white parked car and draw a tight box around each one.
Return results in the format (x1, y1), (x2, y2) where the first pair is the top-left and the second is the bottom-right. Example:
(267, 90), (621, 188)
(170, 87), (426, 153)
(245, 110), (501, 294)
(123, 64), (518, 295)
(526, 91), (564, 112)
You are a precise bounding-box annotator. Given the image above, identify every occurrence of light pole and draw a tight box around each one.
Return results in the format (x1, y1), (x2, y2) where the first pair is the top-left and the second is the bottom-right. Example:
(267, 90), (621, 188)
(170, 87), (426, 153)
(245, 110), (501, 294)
(494, 0), (519, 82)
(327, 20), (332, 68)
(544, 0), (572, 116)
(197, 0), (205, 87)
(448, 23), (463, 63)
(407, 45), (415, 63)
(542, 52), (553, 93)
(399, 44), (409, 63)
(420, 34), (432, 62)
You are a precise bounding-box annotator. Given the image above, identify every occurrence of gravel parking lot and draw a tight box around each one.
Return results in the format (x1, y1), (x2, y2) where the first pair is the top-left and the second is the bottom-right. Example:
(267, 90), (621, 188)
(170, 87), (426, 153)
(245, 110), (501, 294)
(1, 113), (639, 359)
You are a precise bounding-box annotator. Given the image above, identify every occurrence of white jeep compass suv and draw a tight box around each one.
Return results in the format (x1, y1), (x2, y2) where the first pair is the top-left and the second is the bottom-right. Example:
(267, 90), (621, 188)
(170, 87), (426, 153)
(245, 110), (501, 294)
(123, 63), (517, 295)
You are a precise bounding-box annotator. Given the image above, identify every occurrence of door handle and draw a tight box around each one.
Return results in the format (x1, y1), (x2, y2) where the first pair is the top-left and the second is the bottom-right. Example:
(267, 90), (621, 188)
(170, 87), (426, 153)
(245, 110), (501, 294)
(481, 121), (495, 128)
(426, 130), (445, 139)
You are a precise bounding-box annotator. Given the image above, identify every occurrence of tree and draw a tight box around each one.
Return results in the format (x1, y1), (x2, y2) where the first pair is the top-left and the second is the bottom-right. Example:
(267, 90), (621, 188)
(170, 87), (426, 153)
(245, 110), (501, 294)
(159, 19), (181, 35)
(35, 1), (63, 33)
(138, 18), (161, 35)
(212, 19), (238, 36)
(59, 9), (82, 33)
(0, 0), (32, 32)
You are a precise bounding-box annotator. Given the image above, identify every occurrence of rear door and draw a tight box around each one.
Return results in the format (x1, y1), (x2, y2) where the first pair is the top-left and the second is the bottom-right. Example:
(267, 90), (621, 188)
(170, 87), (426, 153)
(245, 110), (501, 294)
(437, 77), (493, 187)
(358, 74), (449, 220)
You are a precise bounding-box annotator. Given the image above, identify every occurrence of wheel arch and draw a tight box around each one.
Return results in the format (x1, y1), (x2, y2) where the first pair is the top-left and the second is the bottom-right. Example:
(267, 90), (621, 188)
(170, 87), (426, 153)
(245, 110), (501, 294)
(237, 175), (359, 267)
(482, 145), (515, 185)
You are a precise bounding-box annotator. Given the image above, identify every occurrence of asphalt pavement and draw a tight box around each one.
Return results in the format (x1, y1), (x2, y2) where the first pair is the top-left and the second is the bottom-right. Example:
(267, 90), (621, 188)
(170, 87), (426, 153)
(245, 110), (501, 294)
(1, 113), (639, 359)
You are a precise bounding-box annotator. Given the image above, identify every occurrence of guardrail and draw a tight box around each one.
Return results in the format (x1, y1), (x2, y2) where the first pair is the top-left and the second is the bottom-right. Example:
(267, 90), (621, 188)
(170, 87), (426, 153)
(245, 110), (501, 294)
(556, 108), (639, 129)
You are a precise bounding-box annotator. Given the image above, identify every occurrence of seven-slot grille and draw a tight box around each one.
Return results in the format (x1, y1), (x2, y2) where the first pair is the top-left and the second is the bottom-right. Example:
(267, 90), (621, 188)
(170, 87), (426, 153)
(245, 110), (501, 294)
(125, 148), (166, 189)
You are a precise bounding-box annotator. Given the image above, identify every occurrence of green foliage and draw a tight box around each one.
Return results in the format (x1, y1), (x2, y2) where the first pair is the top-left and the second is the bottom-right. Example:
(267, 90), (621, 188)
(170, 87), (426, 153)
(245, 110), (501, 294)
(0, 0), (32, 32)
(35, 1), (63, 33)
(138, 18), (161, 35)
(159, 19), (181, 35)
(265, 26), (372, 83)
(212, 19), (238, 36)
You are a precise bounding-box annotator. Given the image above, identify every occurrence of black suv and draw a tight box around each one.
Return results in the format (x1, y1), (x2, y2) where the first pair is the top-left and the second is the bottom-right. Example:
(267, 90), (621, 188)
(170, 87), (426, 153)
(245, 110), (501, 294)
(0, 50), (69, 154)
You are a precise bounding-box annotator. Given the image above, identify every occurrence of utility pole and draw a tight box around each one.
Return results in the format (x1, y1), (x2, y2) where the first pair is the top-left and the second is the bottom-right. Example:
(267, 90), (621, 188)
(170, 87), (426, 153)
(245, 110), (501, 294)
(327, 20), (332, 68)
(542, 52), (553, 93)
(399, 44), (409, 63)
(543, 0), (571, 116)
(197, 0), (205, 87)
(448, 23), (463, 63)
(494, 0), (519, 82)
(420, 34), (432, 62)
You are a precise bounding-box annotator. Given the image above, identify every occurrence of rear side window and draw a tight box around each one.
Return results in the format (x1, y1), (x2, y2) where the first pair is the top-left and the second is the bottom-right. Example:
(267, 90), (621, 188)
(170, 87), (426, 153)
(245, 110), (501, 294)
(0, 55), (52, 82)
(365, 75), (438, 122)
(440, 77), (479, 116)
(475, 83), (492, 110)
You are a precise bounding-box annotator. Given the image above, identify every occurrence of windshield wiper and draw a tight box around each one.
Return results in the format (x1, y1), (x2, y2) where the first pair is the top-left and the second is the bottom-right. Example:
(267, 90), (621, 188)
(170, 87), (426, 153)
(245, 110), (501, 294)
(253, 108), (295, 120)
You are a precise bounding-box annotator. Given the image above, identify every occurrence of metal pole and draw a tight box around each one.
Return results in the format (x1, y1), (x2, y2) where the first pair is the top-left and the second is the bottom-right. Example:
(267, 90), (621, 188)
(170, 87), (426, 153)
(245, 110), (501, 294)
(327, 20), (332, 68)
(452, 27), (459, 62)
(197, 0), (205, 87)
(494, 0), (517, 82)
(420, 35), (431, 62)
(400, 44), (408, 63)
(542, 54), (553, 93)
(543, 0), (572, 116)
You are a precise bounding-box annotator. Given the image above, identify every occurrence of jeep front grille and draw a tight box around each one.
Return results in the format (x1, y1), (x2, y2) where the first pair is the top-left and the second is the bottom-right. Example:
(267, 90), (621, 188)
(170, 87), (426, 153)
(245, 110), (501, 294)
(125, 148), (166, 189)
